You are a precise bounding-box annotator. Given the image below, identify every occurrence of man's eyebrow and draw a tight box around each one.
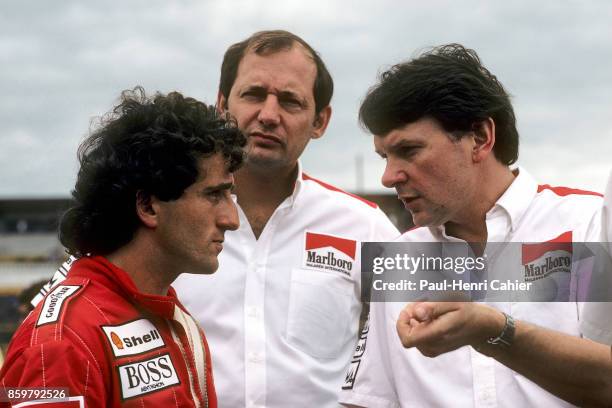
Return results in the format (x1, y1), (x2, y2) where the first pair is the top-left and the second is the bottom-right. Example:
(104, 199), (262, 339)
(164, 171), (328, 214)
(241, 85), (266, 93)
(242, 85), (306, 101)
(203, 182), (234, 192)
(277, 90), (301, 99)
(388, 140), (421, 151)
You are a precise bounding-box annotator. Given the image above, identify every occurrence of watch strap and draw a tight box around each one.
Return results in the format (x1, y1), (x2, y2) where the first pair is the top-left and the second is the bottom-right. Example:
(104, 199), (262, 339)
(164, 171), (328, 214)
(487, 312), (515, 347)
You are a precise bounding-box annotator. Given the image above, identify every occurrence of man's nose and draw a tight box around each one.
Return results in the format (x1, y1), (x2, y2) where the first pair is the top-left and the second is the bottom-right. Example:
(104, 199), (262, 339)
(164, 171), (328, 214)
(381, 160), (408, 188)
(218, 199), (240, 232)
(257, 95), (281, 127)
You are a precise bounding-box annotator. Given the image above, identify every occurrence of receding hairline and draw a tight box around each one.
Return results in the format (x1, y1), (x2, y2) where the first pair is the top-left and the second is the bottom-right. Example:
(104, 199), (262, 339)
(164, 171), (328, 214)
(233, 42), (319, 93)
(243, 40), (317, 65)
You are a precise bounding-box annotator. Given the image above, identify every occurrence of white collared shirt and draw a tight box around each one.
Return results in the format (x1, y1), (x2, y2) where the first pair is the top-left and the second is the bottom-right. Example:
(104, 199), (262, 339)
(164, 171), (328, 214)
(174, 163), (399, 407)
(339, 167), (603, 408)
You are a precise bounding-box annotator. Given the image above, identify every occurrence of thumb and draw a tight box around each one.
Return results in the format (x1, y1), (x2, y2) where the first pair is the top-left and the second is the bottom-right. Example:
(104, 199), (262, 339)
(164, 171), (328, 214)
(413, 304), (432, 321)
(418, 302), (462, 321)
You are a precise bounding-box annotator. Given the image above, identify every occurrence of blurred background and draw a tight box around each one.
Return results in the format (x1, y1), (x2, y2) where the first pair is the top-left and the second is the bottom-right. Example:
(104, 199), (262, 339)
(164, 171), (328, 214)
(1, 0), (611, 355)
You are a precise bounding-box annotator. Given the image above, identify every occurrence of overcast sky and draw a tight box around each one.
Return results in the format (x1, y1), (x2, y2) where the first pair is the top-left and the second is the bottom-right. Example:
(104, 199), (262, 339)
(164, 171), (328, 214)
(1, 0), (611, 198)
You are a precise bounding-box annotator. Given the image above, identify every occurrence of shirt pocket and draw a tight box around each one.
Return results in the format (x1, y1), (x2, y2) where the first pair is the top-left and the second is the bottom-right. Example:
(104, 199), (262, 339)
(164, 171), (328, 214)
(285, 268), (354, 359)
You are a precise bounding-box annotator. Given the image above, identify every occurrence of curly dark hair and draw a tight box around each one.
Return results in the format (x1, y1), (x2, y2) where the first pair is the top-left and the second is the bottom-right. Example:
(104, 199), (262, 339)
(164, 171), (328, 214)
(219, 30), (333, 115)
(59, 86), (246, 257)
(360, 44), (519, 165)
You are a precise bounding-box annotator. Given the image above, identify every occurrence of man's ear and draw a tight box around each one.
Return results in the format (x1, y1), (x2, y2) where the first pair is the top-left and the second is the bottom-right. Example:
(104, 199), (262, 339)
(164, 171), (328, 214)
(311, 105), (332, 140)
(472, 118), (496, 163)
(216, 91), (228, 115)
(136, 191), (158, 228)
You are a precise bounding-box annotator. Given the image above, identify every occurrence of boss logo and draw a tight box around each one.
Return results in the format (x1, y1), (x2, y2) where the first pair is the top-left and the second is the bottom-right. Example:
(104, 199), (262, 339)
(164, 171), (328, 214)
(117, 354), (180, 399)
(102, 319), (165, 357)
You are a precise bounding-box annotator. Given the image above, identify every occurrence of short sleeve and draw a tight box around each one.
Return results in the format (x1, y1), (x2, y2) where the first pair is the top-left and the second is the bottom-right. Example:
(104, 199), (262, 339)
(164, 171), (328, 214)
(580, 172), (612, 344)
(370, 208), (401, 242)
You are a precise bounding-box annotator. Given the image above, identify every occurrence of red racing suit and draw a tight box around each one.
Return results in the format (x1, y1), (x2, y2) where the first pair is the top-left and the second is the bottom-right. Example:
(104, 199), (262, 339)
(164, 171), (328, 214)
(0, 256), (216, 407)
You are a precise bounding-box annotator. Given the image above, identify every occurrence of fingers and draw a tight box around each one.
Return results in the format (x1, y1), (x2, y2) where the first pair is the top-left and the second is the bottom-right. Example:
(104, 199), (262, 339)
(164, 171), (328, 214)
(396, 301), (469, 352)
(401, 301), (462, 323)
(397, 309), (443, 349)
(396, 309), (415, 347)
(397, 308), (427, 348)
(396, 302), (431, 346)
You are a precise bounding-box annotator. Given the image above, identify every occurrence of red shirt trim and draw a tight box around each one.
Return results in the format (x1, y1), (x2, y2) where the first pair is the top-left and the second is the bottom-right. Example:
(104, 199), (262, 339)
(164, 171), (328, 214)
(302, 173), (378, 208)
(537, 184), (603, 197)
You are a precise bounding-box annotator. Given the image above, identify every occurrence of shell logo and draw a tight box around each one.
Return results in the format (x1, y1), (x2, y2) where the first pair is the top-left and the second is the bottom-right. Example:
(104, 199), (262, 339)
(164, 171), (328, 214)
(111, 331), (124, 349)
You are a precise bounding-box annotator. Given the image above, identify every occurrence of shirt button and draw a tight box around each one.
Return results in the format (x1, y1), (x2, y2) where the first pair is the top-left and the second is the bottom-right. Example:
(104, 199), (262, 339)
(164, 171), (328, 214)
(247, 306), (259, 318)
(248, 352), (262, 363)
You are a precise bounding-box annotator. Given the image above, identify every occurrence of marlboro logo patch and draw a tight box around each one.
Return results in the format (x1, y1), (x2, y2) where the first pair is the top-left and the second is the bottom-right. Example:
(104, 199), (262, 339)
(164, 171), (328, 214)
(522, 231), (573, 282)
(303, 232), (357, 276)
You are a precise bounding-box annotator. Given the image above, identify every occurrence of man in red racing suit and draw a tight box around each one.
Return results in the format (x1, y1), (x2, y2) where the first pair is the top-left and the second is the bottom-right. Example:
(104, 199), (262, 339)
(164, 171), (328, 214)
(0, 87), (246, 407)
(1, 256), (216, 407)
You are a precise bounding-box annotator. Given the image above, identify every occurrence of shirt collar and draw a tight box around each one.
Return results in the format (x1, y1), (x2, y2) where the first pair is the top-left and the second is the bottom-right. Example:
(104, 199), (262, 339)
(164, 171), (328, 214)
(71, 256), (179, 319)
(430, 166), (538, 239)
(281, 160), (304, 210)
(492, 166), (538, 232)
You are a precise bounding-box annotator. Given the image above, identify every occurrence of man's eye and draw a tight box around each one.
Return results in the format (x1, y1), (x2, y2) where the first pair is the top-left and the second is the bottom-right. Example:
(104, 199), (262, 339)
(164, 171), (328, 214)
(207, 190), (224, 201)
(398, 147), (418, 158)
(242, 91), (265, 101)
(207, 189), (233, 203)
(280, 98), (302, 110)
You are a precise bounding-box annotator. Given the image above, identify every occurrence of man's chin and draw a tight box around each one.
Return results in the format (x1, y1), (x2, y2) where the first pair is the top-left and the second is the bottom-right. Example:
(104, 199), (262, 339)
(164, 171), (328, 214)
(410, 212), (443, 229)
(191, 260), (219, 275)
(245, 151), (287, 170)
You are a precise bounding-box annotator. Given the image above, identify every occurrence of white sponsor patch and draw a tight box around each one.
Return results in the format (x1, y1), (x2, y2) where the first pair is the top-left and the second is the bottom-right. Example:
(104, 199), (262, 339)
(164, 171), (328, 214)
(342, 360), (361, 390)
(303, 232), (357, 276)
(102, 319), (165, 358)
(523, 249), (572, 282)
(118, 354), (180, 399)
(36, 285), (81, 326)
(522, 231), (573, 282)
(353, 337), (367, 359)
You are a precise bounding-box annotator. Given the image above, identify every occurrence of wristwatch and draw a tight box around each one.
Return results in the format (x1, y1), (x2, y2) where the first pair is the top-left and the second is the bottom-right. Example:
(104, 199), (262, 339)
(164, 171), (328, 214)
(487, 312), (515, 347)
